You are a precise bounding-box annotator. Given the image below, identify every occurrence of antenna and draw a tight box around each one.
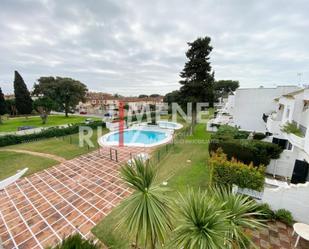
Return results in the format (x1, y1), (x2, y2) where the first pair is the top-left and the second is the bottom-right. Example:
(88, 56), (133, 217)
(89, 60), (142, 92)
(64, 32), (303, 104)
(297, 72), (302, 86)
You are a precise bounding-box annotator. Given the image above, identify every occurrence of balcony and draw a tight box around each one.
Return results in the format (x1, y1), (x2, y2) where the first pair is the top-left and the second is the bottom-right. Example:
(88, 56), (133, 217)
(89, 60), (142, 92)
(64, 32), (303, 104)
(266, 114), (282, 134)
(284, 132), (305, 149)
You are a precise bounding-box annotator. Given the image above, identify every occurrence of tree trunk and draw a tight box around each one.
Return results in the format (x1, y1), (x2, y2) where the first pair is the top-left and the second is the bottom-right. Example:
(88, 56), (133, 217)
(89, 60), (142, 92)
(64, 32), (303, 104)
(65, 104), (69, 117)
(0, 115), (2, 124)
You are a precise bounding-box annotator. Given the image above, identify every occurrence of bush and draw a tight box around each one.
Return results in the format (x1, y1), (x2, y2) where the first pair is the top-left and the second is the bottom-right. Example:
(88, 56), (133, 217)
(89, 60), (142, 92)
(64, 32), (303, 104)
(211, 125), (249, 140)
(253, 132), (266, 140)
(0, 121), (105, 147)
(274, 209), (293, 226)
(282, 122), (304, 137)
(210, 149), (265, 191)
(209, 139), (282, 166)
(256, 203), (275, 220)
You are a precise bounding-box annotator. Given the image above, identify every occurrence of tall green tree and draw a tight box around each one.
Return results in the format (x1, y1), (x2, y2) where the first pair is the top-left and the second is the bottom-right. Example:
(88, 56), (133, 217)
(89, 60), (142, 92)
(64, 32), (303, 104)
(179, 36), (215, 122)
(214, 80), (239, 99)
(34, 77), (87, 117)
(13, 71), (33, 115)
(116, 159), (173, 249)
(0, 87), (7, 124)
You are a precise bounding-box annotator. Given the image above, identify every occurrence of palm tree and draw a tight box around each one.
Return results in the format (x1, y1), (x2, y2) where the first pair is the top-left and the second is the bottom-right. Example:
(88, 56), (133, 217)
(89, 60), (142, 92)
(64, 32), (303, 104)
(211, 187), (264, 249)
(173, 187), (264, 249)
(47, 233), (99, 249)
(173, 188), (230, 249)
(116, 159), (173, 249)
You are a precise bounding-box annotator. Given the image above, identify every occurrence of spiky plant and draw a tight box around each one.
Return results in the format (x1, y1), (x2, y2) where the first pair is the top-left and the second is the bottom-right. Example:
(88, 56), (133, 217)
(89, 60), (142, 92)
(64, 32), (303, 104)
(116, 159), (173, 249)
(173, 188), (231, 249)
(46, 233), (99, 249)
(211, 187), (265, 248)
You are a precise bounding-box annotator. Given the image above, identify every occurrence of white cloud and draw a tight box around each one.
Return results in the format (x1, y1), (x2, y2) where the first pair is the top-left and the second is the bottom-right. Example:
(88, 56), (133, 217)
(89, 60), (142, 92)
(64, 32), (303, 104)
(0, 0), (309, 95)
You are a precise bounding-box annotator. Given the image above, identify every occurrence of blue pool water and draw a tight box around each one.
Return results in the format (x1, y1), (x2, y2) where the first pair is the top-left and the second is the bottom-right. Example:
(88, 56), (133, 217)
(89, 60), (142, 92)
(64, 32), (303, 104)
(106, 129), (167, 145)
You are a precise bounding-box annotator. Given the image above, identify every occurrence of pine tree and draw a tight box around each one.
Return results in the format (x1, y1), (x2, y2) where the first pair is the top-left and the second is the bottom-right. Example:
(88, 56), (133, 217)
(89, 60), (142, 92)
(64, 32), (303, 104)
(13, 71), (33, 115)
(179, 36), (215, 123)
(0, 87), (6, 124)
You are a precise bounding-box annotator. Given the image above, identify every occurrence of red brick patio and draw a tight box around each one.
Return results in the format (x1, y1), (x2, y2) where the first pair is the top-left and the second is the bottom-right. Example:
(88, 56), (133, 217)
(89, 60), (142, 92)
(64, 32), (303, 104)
(0, 146), (150, 249)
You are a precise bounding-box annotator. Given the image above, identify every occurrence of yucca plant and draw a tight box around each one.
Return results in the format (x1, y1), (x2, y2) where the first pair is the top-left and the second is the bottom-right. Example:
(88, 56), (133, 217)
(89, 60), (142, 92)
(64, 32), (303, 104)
(46, 233), (100, 249)
(116, 159), (173, 249)
(211, 187), (265, 249)
(173, 188), (231, 249)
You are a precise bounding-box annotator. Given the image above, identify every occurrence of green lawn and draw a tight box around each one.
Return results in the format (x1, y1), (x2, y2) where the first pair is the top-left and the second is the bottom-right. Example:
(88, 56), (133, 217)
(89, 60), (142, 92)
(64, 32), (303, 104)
(0, 115), (100, 132)
(92, 123), (212, 248)
(0, 151), (58, 180)
(4, 128), (108, 160)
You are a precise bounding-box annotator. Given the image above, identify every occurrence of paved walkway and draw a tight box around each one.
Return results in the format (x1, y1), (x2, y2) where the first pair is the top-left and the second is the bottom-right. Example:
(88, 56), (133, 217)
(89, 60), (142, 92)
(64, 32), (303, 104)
(249, 221), (309, 248)
(0, 146), (151, 249)
(0, 149), (67, 163)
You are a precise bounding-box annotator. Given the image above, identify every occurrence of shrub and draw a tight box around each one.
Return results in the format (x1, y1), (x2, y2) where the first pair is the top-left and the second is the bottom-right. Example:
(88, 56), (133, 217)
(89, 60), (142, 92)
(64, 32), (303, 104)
(253, 132), (266, 140)
(274, 209), (293, 226)
(282, 122), (304, 137)
(210, 149), (265, 191)
(46, 233), (100, 249)
(0, 121), (105, 147)
(209, 139), (282, 166)
(211, 125), (249, 140)
(255, 203), (275, 220)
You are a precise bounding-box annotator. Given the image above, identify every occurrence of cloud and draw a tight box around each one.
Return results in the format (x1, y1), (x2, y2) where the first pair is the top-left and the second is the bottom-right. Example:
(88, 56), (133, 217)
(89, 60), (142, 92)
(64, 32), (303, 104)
(0, 0), (309, 95)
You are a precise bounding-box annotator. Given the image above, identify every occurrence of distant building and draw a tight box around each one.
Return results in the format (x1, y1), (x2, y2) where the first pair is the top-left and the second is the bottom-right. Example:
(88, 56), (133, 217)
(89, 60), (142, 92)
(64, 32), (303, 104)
(77, 92), (164, 117)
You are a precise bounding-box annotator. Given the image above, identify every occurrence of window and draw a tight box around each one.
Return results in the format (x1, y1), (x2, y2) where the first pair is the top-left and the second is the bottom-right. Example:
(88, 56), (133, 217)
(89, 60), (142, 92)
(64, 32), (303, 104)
(303, 100), (309, 111)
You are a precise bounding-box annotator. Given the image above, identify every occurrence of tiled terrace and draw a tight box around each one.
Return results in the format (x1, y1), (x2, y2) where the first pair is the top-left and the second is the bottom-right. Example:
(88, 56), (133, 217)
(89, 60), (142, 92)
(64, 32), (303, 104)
(250, 221), (309, 249)
(0, 146), (150, 249)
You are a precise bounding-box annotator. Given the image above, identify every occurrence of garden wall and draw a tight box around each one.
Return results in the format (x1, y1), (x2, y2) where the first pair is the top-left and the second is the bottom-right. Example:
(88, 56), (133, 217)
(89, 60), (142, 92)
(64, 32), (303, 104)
(262, 182), (309, 224)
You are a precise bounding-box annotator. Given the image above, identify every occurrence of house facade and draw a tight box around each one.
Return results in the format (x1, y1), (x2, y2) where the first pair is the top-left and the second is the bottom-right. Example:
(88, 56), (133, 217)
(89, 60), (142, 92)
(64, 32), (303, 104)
(265, 88), (309, 182)
(208, 86), (299, 132)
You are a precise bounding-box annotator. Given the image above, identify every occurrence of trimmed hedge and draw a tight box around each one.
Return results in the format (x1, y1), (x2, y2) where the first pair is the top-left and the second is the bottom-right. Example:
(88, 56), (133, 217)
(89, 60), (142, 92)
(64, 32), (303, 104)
(0, 121), (105, 147)
(210, 149), (265, 191)
(209, 138), (282, 166)
(253, 132), (266, 140)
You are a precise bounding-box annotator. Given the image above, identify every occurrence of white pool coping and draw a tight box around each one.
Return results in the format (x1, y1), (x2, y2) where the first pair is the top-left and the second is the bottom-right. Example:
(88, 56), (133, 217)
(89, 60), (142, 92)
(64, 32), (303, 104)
(98, 126), (174, 147)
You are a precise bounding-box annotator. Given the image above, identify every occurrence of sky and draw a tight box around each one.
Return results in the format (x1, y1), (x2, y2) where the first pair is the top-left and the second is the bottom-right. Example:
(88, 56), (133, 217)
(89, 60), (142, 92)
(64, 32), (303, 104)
(1, 0), (309, 96)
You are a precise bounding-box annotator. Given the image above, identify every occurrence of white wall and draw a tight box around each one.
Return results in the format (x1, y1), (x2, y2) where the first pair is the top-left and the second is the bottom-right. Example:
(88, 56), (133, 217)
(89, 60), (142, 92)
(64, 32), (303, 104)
(262, 182), (309, 224)
(232, 86), (299, 132)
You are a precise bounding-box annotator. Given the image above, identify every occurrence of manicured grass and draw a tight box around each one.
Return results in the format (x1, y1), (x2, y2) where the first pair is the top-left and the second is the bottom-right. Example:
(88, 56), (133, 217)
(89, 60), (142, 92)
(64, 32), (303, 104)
(0, 115), (101, 132)
(92, 123), (212, 248)
(0, 151), (58, 180)
(4, 128), (108, 160)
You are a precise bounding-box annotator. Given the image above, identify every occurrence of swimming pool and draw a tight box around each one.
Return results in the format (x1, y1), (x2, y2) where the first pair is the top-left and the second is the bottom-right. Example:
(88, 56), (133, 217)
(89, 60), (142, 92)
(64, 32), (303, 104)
(98, 128), (173, 147)
(157, 121), (183, 130)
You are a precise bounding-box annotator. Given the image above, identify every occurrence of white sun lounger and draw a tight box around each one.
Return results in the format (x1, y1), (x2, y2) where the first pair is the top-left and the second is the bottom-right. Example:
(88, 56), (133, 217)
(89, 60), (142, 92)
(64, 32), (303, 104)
(0, 168), (28, 190)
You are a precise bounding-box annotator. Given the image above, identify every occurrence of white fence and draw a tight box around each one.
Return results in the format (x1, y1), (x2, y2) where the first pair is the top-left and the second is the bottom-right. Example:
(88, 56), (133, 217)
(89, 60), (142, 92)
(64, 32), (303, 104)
(262, 182), (309, 224)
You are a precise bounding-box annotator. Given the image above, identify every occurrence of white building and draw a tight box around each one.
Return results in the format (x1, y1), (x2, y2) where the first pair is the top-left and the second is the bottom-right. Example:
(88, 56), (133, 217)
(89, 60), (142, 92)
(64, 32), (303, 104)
(231, 86), (300, 132)
(208, 86), (299, 132)
(266, 88), (309, 182)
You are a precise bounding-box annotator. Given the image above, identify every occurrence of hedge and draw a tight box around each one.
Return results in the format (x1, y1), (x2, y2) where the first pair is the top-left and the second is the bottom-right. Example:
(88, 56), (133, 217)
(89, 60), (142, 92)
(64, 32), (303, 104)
(0, 121), (105, 147)
(209, 139), (282, 166)
(253, 132), (266, 140)
(210, 150), (265, 191)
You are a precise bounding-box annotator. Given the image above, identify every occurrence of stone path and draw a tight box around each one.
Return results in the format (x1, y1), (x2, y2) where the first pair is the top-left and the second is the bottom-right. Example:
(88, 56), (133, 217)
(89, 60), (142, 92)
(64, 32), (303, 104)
(0, 149), (67, 163)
